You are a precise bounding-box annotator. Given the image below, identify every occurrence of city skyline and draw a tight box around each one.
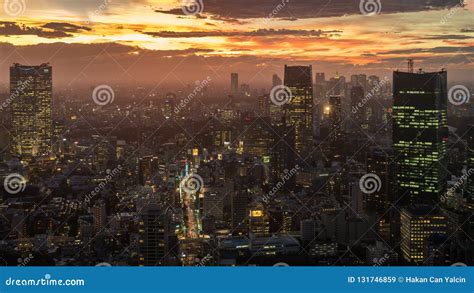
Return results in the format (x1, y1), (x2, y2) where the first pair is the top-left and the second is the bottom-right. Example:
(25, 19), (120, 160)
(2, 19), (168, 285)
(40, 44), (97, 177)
(0, 1), (473, 86)
(0, 0), (472, 269)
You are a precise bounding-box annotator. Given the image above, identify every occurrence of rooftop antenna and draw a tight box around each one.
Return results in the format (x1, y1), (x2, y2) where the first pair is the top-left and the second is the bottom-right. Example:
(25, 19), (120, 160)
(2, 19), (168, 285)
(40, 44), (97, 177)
(408, 59), (414, 73)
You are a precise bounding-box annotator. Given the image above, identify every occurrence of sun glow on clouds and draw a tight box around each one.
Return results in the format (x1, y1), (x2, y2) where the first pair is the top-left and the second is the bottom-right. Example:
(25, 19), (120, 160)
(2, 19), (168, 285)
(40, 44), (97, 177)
(0, 0), (472, 74)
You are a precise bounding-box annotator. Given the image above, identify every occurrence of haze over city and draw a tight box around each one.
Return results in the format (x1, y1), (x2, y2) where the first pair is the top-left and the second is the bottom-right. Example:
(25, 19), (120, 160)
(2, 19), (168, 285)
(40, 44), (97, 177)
(0, 0), (473, 87)
(0, 0), (473, 270)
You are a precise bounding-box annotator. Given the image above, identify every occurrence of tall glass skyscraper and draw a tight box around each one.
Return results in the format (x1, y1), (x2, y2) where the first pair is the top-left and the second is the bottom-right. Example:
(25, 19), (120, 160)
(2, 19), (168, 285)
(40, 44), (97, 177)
(392, 70), (448, 205)
(283, 65), (313, 154)
(10, 63), (52, 161)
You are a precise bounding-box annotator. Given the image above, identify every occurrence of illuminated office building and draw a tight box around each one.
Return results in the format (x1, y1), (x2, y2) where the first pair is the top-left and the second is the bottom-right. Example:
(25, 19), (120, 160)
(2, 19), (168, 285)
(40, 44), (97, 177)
(329, 95), (342, 144)
(392, 70), (448, 205)
(241, 118), (274, 157)
(10, 63), (52, 160)
(283, 65), (313, 154)
(400, 205), (447, 264)
(249, 204), (270, 236)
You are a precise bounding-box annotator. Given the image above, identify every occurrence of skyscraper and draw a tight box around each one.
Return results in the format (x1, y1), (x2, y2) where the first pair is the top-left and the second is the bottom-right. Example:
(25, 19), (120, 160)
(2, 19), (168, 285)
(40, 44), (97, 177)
(93, 200), (107, 234)
(400, 205), (447, 264)
(330, 73), (345, 97)
(329, 95), (342, 144)
(392, 70), (448, 205)
(366, 148), (391, 217)
(314, 72), (326, 101)
(231, 191), (249, 235)
(249, 204), (270, 236)
(10, 63), (52, 160)
(271, 125), (296, 187)
(138, 205), (169, 266)
(231, 73), (239, 96)
(283, 65), (313, 154)
(350, 86), (366, 132)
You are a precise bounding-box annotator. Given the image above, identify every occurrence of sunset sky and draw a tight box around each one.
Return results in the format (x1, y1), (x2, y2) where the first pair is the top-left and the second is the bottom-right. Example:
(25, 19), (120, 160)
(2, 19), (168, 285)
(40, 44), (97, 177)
(0, 0), (473, 87)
